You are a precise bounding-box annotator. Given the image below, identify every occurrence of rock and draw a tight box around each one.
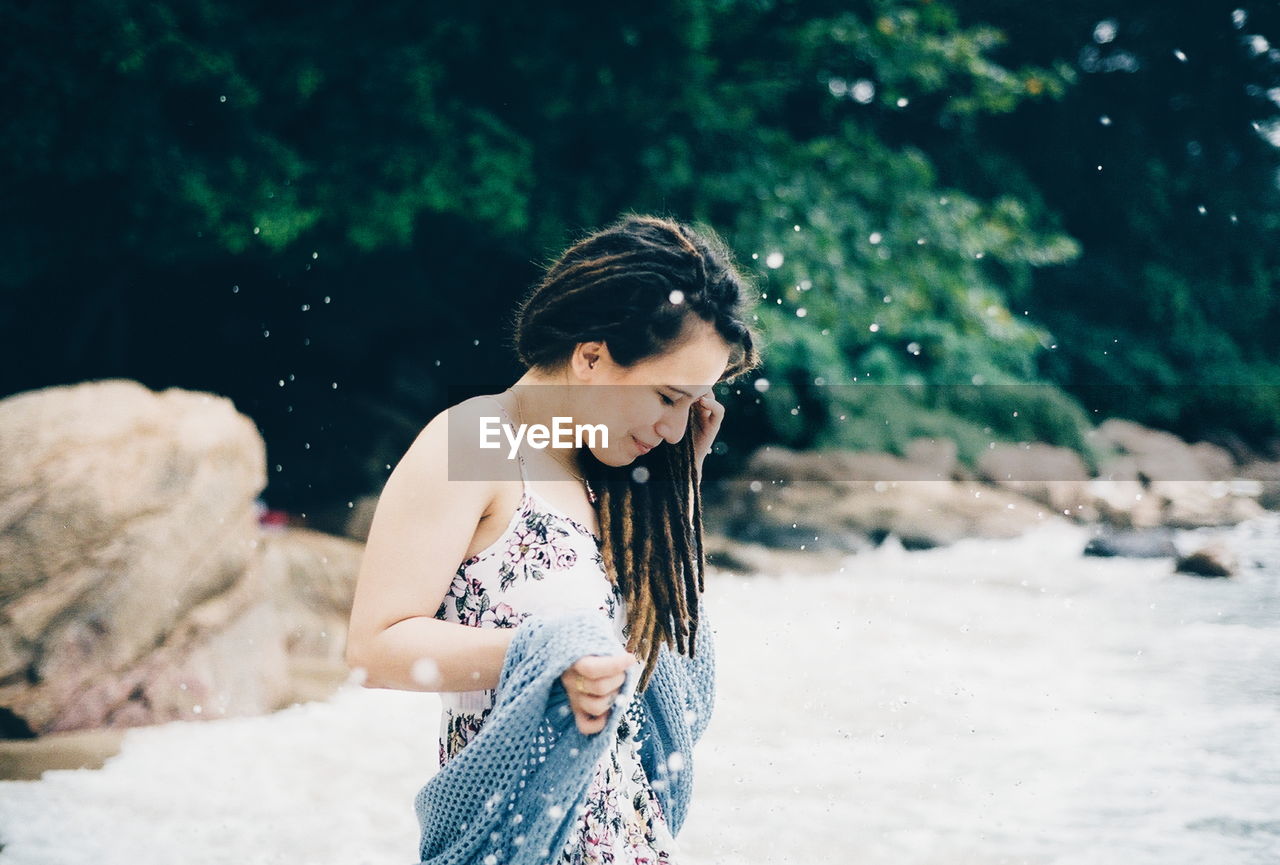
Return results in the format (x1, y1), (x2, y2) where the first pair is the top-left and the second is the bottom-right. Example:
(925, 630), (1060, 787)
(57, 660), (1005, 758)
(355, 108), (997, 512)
(257, 526), (365, 665)
(0, 380), (291, 737)
(1090, 418), (1236, 482)
(1175, 543), (1237, 577)
(0, 726), (126, 780)
(1151, 480), (1264, 528)
(1082, 479), (1161, 528)
(1239, 460), (1280, 511)
(1188, 442), (1237, 480)
(1083, 528), (1178, 558)
(301, 494), (379, 543)
(1086, 476), (1262, 529)
(345, 495), (380, 542)
(903, 438), (958, 480)
(977, 442), (1096, 521)
(712, 447), (1061, 553)
(703, 533), (849, 577)
(745, 445), (948, 482)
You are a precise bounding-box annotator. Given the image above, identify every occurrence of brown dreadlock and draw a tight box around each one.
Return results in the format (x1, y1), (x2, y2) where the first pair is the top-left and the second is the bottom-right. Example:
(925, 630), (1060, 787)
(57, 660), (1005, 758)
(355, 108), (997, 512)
(507, 213), (763, 691)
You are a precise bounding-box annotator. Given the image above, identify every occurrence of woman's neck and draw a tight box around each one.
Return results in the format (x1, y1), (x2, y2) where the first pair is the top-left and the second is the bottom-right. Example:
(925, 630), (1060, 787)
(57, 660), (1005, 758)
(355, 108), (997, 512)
(506, 374), (587, 479)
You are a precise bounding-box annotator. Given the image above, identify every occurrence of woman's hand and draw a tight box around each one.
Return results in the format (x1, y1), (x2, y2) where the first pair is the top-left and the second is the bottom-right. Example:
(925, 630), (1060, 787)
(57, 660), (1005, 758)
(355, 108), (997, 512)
(560, 653), (637, 735)
(690, 392), (725, 479)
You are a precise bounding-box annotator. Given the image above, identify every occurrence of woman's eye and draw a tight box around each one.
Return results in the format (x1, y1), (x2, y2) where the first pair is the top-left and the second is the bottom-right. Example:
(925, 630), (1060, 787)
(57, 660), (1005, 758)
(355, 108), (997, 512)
(659, 393), (676, 407)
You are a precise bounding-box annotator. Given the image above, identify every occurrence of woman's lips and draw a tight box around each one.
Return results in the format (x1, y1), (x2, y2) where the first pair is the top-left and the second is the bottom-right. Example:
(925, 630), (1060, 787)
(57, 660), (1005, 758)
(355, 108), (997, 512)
(632, 435), (654, 454)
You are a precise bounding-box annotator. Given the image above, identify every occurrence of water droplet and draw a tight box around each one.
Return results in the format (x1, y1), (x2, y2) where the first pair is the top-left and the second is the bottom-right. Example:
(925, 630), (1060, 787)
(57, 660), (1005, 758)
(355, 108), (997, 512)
(868, 323), (880, 332)
(896, 97), (909, 108)
(669, 289), (684, 305)
(869, 231), (883, 245)
(411, 657), (441, 686)
(631, 466), (651, 484)
(765, 251), (784, 269)
(795, 307), (807, 318)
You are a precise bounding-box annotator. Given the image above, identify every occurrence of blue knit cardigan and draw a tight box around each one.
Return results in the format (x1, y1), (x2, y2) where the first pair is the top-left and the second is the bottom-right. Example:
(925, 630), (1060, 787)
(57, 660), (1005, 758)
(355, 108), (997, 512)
(413, 607), (716, 864)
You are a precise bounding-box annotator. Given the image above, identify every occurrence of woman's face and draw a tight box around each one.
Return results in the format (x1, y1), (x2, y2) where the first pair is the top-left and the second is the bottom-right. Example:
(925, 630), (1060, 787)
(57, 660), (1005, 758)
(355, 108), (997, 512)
(576, 319), (732, 466)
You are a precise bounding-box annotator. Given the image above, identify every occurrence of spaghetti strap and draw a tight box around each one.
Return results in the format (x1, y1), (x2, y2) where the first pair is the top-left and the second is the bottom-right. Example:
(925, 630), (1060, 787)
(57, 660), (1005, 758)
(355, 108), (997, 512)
(478, 394), (529, 485)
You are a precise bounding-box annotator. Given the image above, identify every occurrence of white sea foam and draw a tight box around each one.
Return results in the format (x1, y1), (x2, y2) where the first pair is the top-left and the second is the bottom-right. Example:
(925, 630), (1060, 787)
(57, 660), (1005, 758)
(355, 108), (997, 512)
(1, 517), (1277, 864)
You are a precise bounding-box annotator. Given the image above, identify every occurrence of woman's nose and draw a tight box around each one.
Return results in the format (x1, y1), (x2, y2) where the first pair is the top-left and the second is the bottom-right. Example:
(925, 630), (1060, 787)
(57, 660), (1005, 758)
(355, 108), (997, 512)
(654, 408), (689, 444)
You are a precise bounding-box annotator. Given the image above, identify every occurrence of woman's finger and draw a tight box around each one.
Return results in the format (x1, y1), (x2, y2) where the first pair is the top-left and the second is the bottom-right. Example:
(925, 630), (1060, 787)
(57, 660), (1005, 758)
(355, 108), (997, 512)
(576, 671), (626, 697)
(576, 693), (616, 716)
(572, 653), (636, 680)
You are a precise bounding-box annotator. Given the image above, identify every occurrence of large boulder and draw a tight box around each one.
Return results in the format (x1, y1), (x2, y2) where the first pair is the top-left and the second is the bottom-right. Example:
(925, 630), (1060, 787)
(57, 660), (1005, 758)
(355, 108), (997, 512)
(0, 379), (350, 739)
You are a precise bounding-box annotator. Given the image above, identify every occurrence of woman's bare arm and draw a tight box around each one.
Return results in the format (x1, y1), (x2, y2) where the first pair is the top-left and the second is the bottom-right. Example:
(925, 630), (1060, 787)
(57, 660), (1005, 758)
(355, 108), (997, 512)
(344, 401), (515, 693)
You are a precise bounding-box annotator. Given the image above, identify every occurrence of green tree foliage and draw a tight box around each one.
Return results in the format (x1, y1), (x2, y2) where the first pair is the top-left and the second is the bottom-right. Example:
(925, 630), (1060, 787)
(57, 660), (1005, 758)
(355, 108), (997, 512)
(642, 1), (1093, 460)
(3, 0), (1275, 507)
(942, 1), (1280, 443)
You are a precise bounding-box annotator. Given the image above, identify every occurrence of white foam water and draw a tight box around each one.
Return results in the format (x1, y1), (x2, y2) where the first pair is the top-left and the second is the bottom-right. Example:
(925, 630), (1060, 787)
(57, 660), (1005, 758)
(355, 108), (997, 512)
(0, 515), (1276, 864)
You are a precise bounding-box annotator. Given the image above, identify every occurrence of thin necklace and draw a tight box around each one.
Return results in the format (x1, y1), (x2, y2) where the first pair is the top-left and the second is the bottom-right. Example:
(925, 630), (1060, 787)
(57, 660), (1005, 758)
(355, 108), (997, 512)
(510, 389), (597, 505)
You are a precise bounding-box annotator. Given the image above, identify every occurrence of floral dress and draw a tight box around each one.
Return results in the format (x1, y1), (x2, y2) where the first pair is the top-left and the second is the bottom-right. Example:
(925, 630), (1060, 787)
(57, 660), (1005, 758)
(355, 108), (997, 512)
(433, 397), (678, 863)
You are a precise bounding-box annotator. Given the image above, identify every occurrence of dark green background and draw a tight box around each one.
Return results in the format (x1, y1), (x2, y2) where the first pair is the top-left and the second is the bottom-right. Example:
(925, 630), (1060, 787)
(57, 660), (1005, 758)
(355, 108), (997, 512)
(3, 1), (1278, 512)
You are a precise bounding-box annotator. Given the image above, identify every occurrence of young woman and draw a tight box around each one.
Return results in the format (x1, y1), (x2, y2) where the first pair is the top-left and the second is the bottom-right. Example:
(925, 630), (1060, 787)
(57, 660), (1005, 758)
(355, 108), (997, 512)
(345, 213), (762, 863)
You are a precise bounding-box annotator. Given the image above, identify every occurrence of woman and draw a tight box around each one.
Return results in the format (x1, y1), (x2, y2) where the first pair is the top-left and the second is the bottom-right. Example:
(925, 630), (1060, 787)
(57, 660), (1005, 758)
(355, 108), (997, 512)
(344, 213), (762, 863)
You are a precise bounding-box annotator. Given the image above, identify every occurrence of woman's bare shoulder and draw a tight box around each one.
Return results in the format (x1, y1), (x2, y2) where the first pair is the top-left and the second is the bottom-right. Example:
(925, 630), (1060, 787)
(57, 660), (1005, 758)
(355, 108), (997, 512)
(394, 396), (515, 494)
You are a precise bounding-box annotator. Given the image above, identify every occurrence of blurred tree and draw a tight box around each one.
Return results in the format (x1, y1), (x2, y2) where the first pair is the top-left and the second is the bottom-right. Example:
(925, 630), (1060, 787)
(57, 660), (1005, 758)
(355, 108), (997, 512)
(942, 0), (1280, 445)
(3, 0), (1274, 510)
(642, 0), (1093, 463)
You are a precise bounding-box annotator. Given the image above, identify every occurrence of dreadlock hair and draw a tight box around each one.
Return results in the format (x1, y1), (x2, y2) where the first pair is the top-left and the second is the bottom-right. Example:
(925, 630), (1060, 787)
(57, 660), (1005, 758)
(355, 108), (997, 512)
(507, 213), (763, 691)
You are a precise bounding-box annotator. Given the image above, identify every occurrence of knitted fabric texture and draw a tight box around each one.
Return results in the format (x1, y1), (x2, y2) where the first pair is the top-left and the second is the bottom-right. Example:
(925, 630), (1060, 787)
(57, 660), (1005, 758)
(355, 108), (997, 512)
(413, 606), (715, 864)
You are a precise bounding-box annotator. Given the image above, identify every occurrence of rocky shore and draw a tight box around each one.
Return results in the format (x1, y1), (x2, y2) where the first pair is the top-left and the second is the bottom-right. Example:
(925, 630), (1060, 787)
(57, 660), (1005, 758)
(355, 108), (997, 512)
(1, 379), (1276, 778)
(699, 420), (1279, 577)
